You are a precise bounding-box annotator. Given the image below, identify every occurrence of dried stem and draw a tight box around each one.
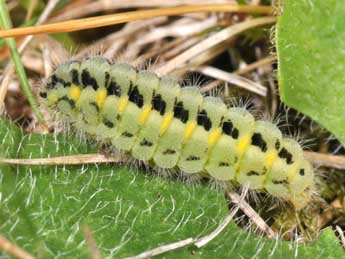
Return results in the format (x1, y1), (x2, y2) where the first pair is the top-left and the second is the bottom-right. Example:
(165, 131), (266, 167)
(0, 234), (35, 259)
(0, 5), (273, 38)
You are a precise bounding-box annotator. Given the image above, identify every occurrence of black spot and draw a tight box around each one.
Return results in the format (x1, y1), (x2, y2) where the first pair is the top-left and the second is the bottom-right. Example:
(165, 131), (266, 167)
(47, 74), (70, 88)
(163, 149), (176, 155)
(58, 96), (75, 108)
(90, 102), (100, 112)
(222, 120), (238, 139)
(107, 81), (121, 97)
(81, 69), (98, 90)
(103, 119), (114, 128)
(272, 179), (289, 185)
(104, 72), (110, 87)
(251, 133), (267, 152)
(186, 155), (200, 161)
(246, 170), (260, 176)
(39, 92), (47, 98)
(128, 85), (144, 108)
(197, 109), (212, 131)
(218, 162), (230, 167)
(222, 120), (233, 135)
(122, 131), (133, 137)
(299, 169), (305, 176)
(140, 139), (153, 147)
(275, 139), (281, 150)
(173, 101), (189, 123)
(278, 148), (293, 164)
(231, 128), (239, 139)
(70, 69), (79, 85)
(152, 94), (166, 115)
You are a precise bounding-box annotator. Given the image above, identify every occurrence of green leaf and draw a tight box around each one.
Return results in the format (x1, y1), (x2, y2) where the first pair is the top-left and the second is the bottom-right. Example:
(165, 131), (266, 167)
(0, 119), (344, 258)
(276, 0), (345, 142)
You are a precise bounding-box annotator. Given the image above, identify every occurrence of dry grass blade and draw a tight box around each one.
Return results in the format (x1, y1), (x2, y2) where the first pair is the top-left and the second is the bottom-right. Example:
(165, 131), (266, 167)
(83, 225), (101, 259)
(0, 5), (273, 38)
(157, 16), (275, 75)
(304, 151), (345, 170)
(196, 66), (267, 96)
(194, 183), (249, 248)
(0, 154), (124, 165)
(226, 191), (277, 239)
(0, 234), (35, 259)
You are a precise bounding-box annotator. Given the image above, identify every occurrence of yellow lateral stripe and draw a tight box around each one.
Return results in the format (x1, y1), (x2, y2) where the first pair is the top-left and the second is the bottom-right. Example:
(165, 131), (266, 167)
(264, 151), (277, 169)
(118, 96), (128, 113)
(208, 128), (222, 147)
(96, 88), (107, 108)
(159, 112), (173, 136)
(183, 121), (197, 143)
(48, 93), (58, 105)
(69, 85), (81, 102)
(139, 105), (152, 125)
(236, 135), (250, 158)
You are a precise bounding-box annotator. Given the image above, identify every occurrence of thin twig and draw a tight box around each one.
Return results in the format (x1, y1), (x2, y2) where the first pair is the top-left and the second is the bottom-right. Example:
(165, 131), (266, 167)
(0, 234), (35, 259)
(0, 154), (124, 165)
(124, 238), (195, 259)
(196, 66), (267, 96)
(236, 55), (276, 75)
(336, 226), (345, 249)
(194, 183), (249, 247)
(83, 225), (102, 259)
(227, 190), (277, 239)
(304, 151), (345, 170)
(157, 16), (275, 75)
(0, 5), (273, 38)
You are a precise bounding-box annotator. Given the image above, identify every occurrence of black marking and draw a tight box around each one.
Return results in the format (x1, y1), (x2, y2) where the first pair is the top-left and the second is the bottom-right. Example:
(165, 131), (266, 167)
(163, 149), (176, 155)
(81, 69), (99, 90)
(275, 139), (281, 150)
(251, 133), (267, 152)
(107, 81), (121, 97)
(122, 131), (133, 138)
(128, 85), (144, 108)
(104, 72), (110, 87)
(152, 94), (166, 115)
(299, 169), (305, 176)
(246, 170), (260, 176)
(231, 128), (239, 139)
(278, 148), (293, 164)
(140, 139), (153, 147)
(197, 110), (212, 131)
(70, 69), (79, 85)
(272, 179), (289, 185)
(39, 92), (47, 98)
(58, 96), (75, 108)
(173, 101), (189, 123)
(47, 74), (70, 88)
(103, 119), (114, 128)
(222, 120), (233, 135)
(218, 162), (230, 167)
(186, 155), (200, 161)
(90, 102), (100, 112)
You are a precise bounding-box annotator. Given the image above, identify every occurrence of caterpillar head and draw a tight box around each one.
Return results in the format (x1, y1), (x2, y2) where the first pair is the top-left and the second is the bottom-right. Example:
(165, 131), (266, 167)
(267, 138), (314, 209)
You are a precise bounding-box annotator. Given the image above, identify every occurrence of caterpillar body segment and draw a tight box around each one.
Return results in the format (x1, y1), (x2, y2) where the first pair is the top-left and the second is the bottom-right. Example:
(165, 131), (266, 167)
(41, 56), (314, 209)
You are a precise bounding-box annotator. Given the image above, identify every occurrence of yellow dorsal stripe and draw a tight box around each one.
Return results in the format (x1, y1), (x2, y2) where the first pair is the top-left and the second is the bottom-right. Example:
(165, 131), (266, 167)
(96, 88), (107, 108)
(139, 105), (152, 125)
(208, 128), (222, 148)
(237, 135), (251, 158)
(159, 112), (173, 136)
(69, 85), (81, 102)
(118, 96), (128, 113)
(183, 121), (197, 143)
(264, 151), (277, 169)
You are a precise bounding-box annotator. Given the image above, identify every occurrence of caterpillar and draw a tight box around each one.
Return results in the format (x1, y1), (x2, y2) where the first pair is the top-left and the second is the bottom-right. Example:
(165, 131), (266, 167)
(39, 56), (314, 209)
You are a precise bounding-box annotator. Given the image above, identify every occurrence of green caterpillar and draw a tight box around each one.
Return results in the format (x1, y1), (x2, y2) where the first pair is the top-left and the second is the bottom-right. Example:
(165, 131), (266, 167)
(40, 56), (314, 209)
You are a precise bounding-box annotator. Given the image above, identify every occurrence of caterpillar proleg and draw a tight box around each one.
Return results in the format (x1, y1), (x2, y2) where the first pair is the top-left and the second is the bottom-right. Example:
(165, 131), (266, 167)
(40, 56), (314, 209)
